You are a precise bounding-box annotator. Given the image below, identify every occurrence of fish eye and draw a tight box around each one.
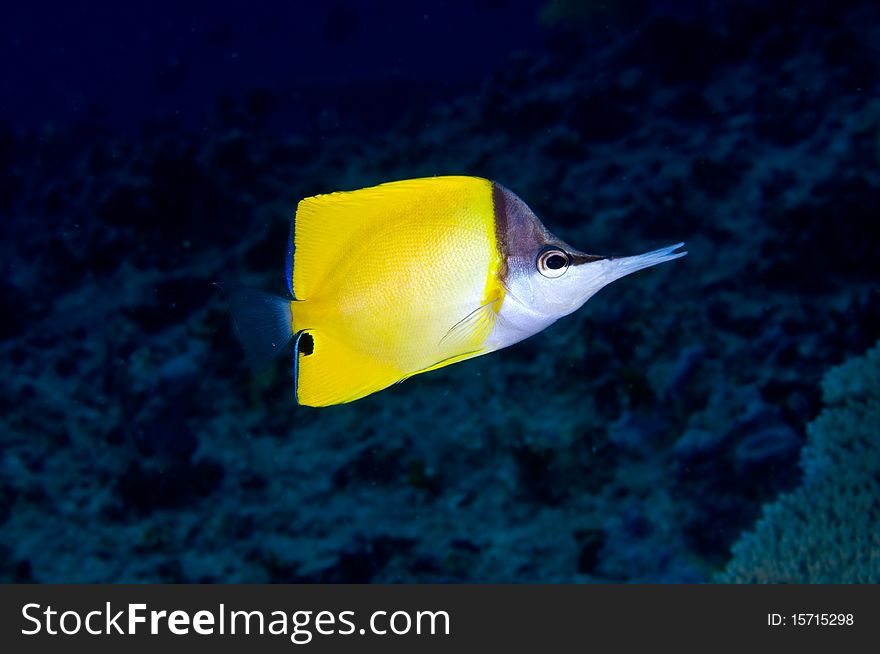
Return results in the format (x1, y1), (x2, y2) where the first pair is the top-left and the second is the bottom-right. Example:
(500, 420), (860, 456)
(536, 247), (571, 278)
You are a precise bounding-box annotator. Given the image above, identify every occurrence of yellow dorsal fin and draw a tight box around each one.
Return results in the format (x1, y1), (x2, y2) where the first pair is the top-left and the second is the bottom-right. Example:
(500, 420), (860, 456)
(291, 176), (489, 300)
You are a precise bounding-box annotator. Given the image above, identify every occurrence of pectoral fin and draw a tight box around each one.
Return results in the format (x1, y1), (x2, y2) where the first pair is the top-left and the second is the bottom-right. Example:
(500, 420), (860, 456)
(439, 301), (498, 354)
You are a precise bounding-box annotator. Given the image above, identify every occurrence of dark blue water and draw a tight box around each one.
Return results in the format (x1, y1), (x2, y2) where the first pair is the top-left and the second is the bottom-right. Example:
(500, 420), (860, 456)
(1, 0), (878, 583)
(1, 0), (545, 133)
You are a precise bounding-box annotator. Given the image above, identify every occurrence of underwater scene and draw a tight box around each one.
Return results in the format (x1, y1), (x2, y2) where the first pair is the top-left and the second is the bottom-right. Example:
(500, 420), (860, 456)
(1, 0), (878, 583)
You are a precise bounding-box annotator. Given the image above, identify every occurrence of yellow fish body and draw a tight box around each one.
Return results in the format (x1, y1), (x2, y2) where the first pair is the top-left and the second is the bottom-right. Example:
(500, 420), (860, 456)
(221, 176), (686, 407)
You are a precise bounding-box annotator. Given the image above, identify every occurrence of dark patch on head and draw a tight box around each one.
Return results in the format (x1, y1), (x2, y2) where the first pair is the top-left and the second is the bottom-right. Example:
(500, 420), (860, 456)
(492, 181), (607, 279)
(491, 182), (510, 282)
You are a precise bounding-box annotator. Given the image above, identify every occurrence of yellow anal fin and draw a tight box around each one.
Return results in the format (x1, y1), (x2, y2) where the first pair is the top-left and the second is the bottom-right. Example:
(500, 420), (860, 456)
(402, 349), (486, 381)
(295, 330), (403, 407)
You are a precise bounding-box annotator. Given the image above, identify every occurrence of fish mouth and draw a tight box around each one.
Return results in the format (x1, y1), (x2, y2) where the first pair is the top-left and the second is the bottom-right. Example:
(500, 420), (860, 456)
(603, 242), (688, 277)
(567, 242), (687, 306)
(569, 242), (686, 276)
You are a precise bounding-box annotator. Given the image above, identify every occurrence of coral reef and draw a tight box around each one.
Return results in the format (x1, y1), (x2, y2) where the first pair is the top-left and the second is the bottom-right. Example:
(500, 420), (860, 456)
(719, 341), (880, 583)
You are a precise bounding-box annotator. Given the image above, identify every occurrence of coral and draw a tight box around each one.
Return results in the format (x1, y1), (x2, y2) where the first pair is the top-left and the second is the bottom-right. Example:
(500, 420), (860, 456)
(718, 341), (880, 583)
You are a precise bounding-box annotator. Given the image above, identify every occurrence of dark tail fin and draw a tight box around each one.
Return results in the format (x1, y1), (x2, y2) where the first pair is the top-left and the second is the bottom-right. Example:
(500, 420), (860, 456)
(215, 283), (293, 373)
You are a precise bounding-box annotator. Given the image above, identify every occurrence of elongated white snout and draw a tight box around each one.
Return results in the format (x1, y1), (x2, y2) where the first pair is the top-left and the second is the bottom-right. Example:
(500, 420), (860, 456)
(550, 242), (687, 316)
(600, 242), (688, 283)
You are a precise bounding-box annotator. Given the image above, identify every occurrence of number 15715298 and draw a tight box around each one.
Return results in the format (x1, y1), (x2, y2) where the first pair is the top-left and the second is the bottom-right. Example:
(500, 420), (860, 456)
(768, 613), (854, 626)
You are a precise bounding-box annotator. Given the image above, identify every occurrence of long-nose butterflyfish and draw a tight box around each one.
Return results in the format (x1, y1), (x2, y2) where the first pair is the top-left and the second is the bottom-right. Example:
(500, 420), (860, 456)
(220, 176), (686, 407)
